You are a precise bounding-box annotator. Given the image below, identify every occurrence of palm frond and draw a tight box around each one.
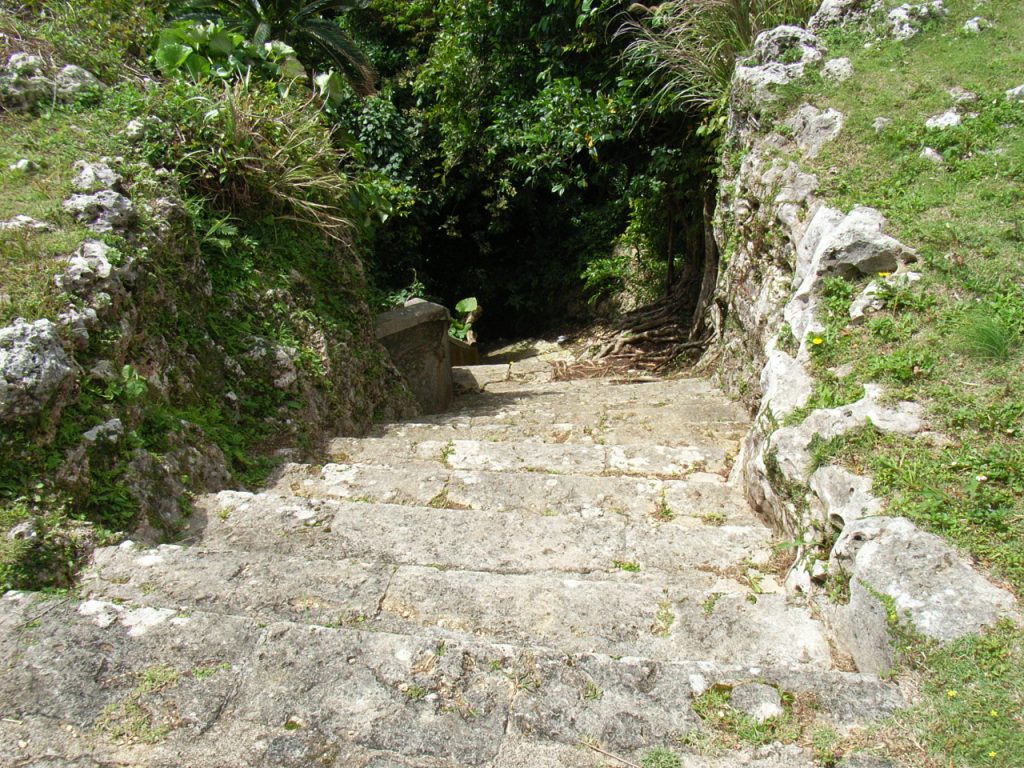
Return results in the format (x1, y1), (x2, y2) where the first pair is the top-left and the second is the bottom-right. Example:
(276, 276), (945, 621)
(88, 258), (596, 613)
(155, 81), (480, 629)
(300, 18), (376, 94)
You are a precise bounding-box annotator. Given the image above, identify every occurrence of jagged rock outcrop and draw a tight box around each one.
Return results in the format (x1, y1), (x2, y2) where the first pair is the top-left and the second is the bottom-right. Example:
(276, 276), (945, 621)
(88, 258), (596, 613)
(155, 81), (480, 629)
(701, 4), (1018, 672)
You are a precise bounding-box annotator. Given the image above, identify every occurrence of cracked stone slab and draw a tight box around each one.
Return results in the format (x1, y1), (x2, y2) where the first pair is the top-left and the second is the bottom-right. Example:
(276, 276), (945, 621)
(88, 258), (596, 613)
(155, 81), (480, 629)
(270, 462), (755, 524)
(83, 543), (392, 627)
(379, 566), (825, 666)
(197, 493), (773, 574)
(327, 437), (729, 478)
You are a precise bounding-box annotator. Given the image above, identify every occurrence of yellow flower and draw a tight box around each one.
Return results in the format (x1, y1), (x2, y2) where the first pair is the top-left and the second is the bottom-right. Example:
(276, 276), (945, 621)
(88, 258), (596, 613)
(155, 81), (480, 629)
(990, 709), (999, 717)
(878, 271), (891, 278)
(989, 751), (997, 758)
(947, 689), (958, 698)
(812, 337), (825, 345)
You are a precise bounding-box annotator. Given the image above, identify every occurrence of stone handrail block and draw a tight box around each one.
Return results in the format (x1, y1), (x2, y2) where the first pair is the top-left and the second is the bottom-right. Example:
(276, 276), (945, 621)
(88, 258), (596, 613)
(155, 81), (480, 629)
(374, 299), (452, 414)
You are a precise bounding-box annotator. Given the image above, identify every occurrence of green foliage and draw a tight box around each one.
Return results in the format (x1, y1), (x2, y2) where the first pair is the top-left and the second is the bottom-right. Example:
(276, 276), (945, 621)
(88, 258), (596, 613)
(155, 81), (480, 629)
(140, 79), (358, 242)
(620, 0), (819, 113)
(4, 0), (168, 79)
(957, 308), (1020, 362)
(155, 20), (306, 82)
(174, 0), (377, 93)
(448, 296), (478, 341)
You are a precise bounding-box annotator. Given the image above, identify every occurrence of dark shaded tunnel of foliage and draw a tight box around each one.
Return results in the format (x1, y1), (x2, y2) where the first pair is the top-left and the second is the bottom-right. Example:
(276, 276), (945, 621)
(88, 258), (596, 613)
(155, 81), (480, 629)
(339, 0), (719, 338)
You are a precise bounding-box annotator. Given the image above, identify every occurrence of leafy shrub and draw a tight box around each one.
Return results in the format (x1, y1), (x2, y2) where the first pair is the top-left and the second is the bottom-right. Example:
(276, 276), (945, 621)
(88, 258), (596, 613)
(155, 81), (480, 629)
(155, 20), (306, 82)
(144, 80), (358, 243)
(174, 0), (376, 93)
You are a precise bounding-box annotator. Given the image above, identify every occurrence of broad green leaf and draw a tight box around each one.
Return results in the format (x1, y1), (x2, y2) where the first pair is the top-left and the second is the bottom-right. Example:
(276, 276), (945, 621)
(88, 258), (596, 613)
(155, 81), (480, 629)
(155, 42), (193, 74)
(183, 52), (212, 80)
(455, 297), (478, 314)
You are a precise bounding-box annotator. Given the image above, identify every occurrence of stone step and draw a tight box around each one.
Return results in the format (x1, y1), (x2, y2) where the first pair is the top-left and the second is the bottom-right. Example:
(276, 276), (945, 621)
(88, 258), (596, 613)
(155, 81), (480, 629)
(268, 462), (757, 525)
(0, 591), (903, 767)
(326, 437), (732, 478)
(193, 492), (774, 575)
(84, 543), (825, 667)
(394, 376), (750, 448)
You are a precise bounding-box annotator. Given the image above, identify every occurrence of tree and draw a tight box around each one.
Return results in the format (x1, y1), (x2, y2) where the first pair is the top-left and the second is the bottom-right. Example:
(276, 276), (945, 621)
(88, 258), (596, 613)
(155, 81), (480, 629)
(176, 0), (377, 93)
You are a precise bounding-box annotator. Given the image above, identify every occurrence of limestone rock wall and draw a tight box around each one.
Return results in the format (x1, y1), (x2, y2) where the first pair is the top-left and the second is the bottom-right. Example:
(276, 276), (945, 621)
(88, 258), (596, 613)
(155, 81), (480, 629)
(701, 1), (1018, 671)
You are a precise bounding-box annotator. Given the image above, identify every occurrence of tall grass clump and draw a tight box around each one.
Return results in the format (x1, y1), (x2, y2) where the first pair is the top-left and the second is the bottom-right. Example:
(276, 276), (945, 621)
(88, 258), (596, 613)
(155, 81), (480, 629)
(620, 0), (819, 112)
(957, 309), (1020, 362)
(149, 80), (357, 243)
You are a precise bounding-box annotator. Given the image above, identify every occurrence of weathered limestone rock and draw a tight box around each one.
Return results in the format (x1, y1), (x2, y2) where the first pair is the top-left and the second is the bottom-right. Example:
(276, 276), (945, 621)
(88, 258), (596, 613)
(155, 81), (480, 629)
(1005, 84), (1024, 102)
(919, 147), (945, 165)
(54, 64), (103, 100)
(0, 214), (50, 232)
(72, 160), (122, 194)
(809, 0), (870, 31)
(808, 465), (881, 529)
(752, 26), (823, 66)
(822, 57), (854, 83)
(925, 110), (961, 129)
(730, 683), (784, 723)
(888, 2), (947, 41)
(828, 517), (1019, 672)
(769, 385), (923, 484)
(0, 318), (76, 422)
(849, 271), (922, 323)
(962, 17), (990, 34)
(788, 104), (845, 159)
(760, 350), (814, 420)
(0, 53), (51, 111)
(63, 189), (136, 232)
(872, 117), (892, 134)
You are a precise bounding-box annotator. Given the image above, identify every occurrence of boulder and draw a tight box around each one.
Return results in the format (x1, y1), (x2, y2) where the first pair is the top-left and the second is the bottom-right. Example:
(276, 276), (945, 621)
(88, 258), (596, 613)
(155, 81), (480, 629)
(802, 206), (915, 283)
(829, 516), (1019, 672)
(1005, 84), (1024, 102)
(56, 239), (115, 294)
(0, 215), (51, 232)
(72, 160), (122, 194)
(808, 465), (881, 530)
(809, 0), (870, 31)
(54, 64), (102, 101)
(760, 350), (813, 421)
(751, 26), (823, 66)
(962, 17), (990, 34)
(769, 384), (923, 484)
(925, 110), (961, 129)
(0, 53), (51, 111)
(0, 318), (76, 422)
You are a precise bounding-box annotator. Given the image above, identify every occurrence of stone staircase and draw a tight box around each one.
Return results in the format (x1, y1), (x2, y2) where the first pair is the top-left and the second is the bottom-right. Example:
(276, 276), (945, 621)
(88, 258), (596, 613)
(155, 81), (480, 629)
(0, 362), (903, 767)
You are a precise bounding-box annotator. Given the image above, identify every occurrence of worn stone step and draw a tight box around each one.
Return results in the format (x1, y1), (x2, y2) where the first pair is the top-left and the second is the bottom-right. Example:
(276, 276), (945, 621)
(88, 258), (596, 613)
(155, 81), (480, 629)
(194, 492), (774, 574)
(386, 377), (750, 448)
(84, 544), (824, 667)
(0, 591), (903, 768)
(268, 462), (757, 525)
(326, 437), (732, 478)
